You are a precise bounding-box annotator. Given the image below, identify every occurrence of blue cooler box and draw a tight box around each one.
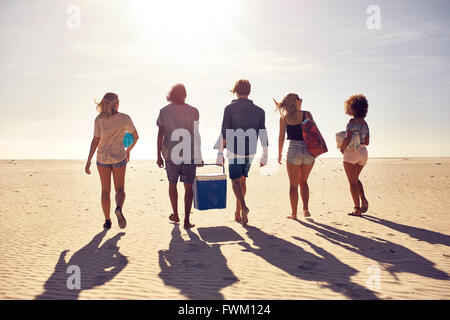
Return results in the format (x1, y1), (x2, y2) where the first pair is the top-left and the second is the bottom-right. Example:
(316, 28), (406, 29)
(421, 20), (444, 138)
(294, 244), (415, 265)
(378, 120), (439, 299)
(193, 166), (227, 210)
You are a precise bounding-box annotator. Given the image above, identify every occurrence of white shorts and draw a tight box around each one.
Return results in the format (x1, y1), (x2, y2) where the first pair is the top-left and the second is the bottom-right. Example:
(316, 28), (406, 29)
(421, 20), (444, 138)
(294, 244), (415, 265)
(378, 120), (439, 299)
(343, 146), (368, 166)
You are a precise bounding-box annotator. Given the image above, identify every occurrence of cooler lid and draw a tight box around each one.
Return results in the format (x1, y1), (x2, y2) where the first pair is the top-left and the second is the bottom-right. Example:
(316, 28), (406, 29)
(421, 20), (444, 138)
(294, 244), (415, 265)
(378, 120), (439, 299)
(195, 173), (227, 181)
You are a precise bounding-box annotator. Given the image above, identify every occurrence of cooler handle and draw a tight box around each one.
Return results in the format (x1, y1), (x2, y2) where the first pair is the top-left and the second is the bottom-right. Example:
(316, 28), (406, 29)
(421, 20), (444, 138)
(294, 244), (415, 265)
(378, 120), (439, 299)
(199, 163), (225, 174)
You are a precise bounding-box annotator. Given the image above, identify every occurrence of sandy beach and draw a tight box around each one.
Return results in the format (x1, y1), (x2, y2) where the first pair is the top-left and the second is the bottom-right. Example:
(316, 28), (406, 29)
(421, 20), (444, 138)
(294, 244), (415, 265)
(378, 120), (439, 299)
(0, 158), (449, 300)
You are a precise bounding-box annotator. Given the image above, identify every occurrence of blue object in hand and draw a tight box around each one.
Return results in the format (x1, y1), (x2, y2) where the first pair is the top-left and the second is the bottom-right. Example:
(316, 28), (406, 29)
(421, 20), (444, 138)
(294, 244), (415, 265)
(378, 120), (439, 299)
(123, 132), (134, 148)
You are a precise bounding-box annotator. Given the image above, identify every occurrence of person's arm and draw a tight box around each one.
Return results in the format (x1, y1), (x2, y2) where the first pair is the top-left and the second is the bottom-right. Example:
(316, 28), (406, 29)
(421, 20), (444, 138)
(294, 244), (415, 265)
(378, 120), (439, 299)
(193, 110), (203, 166)
(278, 117), (286, 164)
(363, 136), (370, 146)
(363, 123), (370, 146)
(259, 112), (268, 167)
(125, 130), (139, 162)
(216, 108), (230, 166)
(260, 146), (268, 167)
(85, 136), (100, 174)
(157, 126), (164, 168)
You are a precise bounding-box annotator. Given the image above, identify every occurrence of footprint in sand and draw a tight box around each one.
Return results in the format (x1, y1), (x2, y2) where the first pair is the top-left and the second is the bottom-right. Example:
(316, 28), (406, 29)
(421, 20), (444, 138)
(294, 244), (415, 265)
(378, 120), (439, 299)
(193, 263), (205, 269)
(93, 275), (107, 286)
(182, 259), (205, 268)
(188, 244), (200, 252)
(297, 261), (318, 271)
(182, 259), (194, 266)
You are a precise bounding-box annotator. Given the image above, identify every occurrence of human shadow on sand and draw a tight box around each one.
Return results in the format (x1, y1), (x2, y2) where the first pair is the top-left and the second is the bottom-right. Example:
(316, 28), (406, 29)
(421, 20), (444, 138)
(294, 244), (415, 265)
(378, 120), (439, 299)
(158, 224), (239, 299)
(363, 215), (450, 246)
(297, 219), (449, 281)
(240, 226), (379, 299)
(197, 226), (244, 243)
(35, 230), (128, 300)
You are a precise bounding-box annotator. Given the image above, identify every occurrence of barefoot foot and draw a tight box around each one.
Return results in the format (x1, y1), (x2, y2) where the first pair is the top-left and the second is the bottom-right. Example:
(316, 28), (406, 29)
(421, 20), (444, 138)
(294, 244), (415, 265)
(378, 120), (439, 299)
(241, 207), (249, 226)
(287, 215), (297, 220)
(303, 209), (311, 217)
(361, 199), (369, 213)
(348, 207), (363, 217)
(184, 222), (195, 229)
(115, 206), (127, 229)
(169, 213), (180, 223)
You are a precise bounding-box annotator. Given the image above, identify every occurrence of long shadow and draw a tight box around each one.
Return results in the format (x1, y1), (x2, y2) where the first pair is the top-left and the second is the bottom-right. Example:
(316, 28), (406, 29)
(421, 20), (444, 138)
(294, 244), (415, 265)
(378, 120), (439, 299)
(241, 226), (379, 299)
(298, 219), (449, 281)
(197, 226), (244, 243)
(35, 230), (128, 300)
(363, 215), (450, 246)
(158, 224), (239, 299)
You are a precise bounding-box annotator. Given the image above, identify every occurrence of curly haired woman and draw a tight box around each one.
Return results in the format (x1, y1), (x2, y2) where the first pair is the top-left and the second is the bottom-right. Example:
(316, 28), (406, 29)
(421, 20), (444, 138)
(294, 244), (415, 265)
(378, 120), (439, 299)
(340, 94), (370, 217)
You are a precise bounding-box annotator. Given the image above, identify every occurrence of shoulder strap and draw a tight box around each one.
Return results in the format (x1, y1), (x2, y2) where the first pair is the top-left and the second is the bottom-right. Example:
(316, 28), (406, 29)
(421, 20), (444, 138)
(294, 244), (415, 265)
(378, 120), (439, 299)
(303, 111), (310, 122)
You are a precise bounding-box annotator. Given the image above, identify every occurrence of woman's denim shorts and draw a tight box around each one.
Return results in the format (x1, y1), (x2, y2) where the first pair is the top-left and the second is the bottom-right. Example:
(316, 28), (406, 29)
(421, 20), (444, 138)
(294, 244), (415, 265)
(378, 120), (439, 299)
(96, 158), (127, 168)
(286, 140), (315, 165)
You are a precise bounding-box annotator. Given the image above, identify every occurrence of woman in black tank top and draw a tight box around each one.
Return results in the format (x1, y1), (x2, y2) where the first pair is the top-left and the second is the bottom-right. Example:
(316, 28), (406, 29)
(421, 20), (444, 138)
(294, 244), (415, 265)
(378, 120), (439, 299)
(274, 93), (316, 219)
(286, 111), (306, 140)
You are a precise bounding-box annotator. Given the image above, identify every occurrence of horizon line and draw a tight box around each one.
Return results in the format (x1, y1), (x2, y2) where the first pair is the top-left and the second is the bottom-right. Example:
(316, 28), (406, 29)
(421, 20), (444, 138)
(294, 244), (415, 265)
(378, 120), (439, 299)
(2, 157), (450, 161)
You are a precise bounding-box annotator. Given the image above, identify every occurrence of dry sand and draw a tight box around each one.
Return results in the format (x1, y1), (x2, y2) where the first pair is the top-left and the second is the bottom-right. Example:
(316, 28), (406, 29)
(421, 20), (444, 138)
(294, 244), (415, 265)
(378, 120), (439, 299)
(0, 158), (449, 300)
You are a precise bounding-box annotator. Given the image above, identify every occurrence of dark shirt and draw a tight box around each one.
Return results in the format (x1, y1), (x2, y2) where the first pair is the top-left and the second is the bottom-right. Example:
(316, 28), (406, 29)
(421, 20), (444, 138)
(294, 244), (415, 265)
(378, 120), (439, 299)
(286, 124), (303, 141)
(286, 112), (306, 141)
(217, 98), (268, 156)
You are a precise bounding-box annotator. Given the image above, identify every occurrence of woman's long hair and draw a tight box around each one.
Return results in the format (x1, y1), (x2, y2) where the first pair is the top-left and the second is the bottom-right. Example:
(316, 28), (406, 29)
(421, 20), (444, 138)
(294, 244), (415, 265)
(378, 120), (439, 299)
(95, 92), (119, 116)
(273, 93), (300, 117)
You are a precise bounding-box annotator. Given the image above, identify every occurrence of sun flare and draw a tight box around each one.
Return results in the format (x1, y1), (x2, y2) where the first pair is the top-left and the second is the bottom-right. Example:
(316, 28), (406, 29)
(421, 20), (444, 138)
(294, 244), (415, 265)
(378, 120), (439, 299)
(132, 0), (236, 61)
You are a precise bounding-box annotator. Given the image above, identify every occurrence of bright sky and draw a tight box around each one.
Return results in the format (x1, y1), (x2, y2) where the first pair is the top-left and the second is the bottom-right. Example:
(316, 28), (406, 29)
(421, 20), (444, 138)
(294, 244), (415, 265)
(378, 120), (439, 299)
(0, 0), (449, 159)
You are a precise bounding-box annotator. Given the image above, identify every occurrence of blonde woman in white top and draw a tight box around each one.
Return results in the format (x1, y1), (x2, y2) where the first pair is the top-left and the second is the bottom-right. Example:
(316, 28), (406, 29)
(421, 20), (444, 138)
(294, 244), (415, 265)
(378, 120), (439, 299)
(85, 93), (139, 229)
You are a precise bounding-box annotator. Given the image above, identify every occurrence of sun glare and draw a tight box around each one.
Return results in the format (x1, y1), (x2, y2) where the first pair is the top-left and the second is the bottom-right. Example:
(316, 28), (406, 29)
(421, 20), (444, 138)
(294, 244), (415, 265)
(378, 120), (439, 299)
(132, 0), (236, 62)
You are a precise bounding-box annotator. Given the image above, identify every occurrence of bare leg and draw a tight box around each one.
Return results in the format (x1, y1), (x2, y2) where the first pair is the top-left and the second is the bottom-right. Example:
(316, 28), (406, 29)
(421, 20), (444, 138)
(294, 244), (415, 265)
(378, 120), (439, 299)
(168, 182), (179, 221)
(358, 180), (366, 200)
(112, 165), (126, 209)
(112, 165), (127, 228)
(299, 163), (314, 217)
(183, 183), (194, 228)
(355, 165), (368, 211)
(235, 177), (246, 221)
(343, 161), (363, 215)
(97, 165), (112, 220)
(286, 163), (301, 219)
(232, 178), (249, 226)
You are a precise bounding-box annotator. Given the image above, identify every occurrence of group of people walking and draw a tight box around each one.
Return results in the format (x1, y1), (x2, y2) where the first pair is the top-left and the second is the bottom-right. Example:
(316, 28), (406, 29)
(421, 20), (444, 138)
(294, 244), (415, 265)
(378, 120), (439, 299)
(85, 79), (370, 230)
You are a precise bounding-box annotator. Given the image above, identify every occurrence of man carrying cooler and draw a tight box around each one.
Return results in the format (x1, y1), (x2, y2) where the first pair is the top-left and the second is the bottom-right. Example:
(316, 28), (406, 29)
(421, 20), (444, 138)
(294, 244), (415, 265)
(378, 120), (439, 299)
(216, 79), (268, 226)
